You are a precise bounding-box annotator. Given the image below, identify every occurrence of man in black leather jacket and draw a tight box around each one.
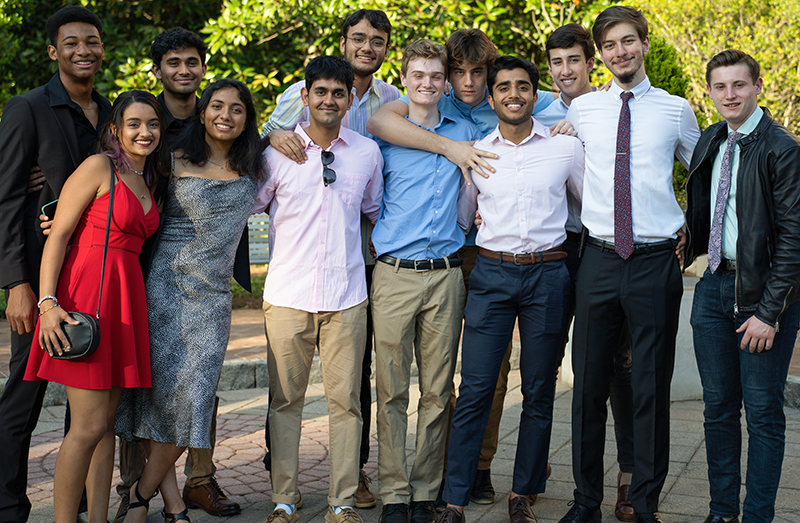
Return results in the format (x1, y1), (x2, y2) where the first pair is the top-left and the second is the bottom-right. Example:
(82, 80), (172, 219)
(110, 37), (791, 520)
(683, 49), (800, 523)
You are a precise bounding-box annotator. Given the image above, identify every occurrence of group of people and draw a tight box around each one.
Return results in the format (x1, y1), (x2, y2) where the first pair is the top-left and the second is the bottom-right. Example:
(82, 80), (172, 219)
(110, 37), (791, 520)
(0, 5), (798, 523)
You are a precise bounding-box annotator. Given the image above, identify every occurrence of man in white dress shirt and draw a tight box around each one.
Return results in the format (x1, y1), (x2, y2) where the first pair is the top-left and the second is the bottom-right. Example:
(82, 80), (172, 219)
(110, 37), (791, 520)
(559, 7), (700, 523)
(436, 55), (584, 523)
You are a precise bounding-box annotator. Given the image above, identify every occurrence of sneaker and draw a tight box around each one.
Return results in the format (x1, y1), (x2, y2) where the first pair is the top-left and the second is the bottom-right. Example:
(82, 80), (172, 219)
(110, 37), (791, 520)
(470, 469), (495, 505)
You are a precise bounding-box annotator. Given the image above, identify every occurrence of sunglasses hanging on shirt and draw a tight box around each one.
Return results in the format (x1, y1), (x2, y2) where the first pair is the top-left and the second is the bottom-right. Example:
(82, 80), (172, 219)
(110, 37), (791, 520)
(321, 150), (337, 187)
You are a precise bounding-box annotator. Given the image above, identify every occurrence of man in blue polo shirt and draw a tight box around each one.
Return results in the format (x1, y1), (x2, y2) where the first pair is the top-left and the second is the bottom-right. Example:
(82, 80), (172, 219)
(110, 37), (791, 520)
(370, 39), (481, 523)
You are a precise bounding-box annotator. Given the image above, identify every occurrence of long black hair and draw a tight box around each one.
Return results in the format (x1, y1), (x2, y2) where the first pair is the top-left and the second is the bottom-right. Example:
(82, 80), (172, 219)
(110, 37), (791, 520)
(97, 90), (169, 187)
(174, 79), (266, 181)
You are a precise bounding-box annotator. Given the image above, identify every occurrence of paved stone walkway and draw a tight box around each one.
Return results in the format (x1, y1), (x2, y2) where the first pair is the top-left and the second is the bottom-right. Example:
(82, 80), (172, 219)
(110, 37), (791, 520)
(21, 373), (800, 523)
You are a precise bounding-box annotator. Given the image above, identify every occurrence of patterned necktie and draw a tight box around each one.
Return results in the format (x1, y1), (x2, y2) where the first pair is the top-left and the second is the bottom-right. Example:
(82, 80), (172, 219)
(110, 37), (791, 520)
(614, 92), (635, 260)
(707, 131), (742, 273)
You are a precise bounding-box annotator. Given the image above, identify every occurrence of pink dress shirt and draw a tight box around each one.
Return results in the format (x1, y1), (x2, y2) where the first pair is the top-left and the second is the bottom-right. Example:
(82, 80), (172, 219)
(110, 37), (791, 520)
(254, 122), (384, 313)
(458, 118), (584, 253)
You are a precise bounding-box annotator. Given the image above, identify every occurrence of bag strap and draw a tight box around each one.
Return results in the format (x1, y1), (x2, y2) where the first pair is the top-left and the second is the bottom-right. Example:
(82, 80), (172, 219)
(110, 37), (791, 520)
(96, 155), (116, 319)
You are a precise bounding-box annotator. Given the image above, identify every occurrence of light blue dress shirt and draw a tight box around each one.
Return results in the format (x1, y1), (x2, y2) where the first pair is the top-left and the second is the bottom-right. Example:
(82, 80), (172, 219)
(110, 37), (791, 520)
(712, 106), (764, 260)
(373, 111), (482, 260)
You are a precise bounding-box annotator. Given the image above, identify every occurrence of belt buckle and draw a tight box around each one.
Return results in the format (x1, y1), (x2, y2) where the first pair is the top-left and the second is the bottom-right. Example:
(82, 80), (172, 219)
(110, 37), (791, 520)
(414, 259), (432, 272)
(513, 253), (523, 265)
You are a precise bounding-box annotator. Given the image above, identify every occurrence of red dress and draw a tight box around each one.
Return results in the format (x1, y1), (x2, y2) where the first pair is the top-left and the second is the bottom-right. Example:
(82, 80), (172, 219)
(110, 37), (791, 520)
(25, 176), (159, 390)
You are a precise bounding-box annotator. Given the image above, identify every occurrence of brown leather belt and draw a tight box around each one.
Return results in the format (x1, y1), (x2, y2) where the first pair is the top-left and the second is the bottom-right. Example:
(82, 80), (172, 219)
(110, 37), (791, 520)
(478, 246), (567, 265)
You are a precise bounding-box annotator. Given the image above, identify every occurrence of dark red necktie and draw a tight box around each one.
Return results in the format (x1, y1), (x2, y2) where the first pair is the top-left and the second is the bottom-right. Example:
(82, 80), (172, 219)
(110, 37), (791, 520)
(614, 91), (634, 260)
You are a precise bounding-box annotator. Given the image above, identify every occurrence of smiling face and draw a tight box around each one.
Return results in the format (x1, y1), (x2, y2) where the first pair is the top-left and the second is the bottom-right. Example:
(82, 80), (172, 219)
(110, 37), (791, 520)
(47, 21), (104, 82)
(449, 60), (488, 107)
(548, 44), (594, 103)
(707, 64), (762, 131)
(340, 18), (389, 78)
(401, 57), (446, 107)
(200, 87), (247, 143)
(112, 102), (161, 163)
(599, 22), (648, 88)
(302, 77), (353, 128)
(488, 68), (537, 127)
(154, 47), (206, 96)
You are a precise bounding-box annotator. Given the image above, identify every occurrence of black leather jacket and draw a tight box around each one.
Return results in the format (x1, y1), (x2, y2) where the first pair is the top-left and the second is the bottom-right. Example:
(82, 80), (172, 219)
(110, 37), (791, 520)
(684, 108), (800, 327)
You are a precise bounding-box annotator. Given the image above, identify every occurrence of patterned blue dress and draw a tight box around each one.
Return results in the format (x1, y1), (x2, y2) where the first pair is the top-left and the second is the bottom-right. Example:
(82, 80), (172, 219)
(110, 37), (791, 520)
(117, 172), (257, 448)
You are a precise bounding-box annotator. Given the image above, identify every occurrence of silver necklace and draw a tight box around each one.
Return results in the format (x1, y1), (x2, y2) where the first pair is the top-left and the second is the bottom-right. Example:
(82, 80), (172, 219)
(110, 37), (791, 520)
(207, 158), (226, 169)
(132, 167), (144, 176)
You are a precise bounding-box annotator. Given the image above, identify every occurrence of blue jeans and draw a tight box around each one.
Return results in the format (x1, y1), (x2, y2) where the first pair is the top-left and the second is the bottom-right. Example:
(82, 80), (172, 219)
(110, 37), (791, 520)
(442, 255), (569, 506)
(691, 268), (800, 523)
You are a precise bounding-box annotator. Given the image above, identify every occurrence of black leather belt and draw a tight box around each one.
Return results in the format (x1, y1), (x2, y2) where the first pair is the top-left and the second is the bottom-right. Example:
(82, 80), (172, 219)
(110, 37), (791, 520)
(586, 237), (678, 255)
(377, 253), (462, 271)
(565, 231), (581, 243)
(719, 257), (737, 271)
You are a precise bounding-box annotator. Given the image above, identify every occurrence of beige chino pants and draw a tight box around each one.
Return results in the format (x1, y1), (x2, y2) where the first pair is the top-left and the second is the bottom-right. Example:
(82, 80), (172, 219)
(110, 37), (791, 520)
(264, 299), (367, 507)
(371, 260), (466, 504)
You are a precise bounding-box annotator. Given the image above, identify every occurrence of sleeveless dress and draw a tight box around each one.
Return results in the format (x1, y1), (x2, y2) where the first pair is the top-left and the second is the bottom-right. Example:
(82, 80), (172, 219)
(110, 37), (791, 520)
(116, 172), (257, 448)
(25, 174), (159, 390)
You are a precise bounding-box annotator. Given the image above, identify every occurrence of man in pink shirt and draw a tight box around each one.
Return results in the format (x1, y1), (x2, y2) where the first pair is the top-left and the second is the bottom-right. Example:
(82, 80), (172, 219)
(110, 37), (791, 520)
(438, 56), (584, 523)
(253, 55), (384, 523)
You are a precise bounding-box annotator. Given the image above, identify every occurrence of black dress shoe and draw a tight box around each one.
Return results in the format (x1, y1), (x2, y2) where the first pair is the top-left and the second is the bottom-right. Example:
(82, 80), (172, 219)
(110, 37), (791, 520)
(701, 516), (739, 523)
(411, 501), (437, 523)
(558, 502), (602, 523)
(379, 503), (410, 523)
(633, 513), (664, 523)
(470, 469), (495, 505)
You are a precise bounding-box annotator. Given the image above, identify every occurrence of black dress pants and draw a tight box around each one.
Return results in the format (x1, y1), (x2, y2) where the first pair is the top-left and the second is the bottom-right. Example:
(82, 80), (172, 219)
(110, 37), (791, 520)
(0, 329), (47, 523)
(571, 243), (682, 514)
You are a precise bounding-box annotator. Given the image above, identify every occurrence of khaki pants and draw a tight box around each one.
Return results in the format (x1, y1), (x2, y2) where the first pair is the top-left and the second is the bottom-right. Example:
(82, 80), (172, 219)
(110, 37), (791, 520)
(264, 300), (367, 507)
(372, 261), (466, 504)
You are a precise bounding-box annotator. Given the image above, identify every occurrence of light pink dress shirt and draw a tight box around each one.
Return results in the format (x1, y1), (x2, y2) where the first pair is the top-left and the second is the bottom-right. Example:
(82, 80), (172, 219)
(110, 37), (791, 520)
(458, 118), (585, 253)
(254, 122), (384, 313)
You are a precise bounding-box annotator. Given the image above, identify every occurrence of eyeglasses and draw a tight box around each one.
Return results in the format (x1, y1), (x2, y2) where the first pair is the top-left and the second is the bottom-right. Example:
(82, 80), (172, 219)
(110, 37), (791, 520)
(345, 36), (387, 51)
(321, 150), (337, 187)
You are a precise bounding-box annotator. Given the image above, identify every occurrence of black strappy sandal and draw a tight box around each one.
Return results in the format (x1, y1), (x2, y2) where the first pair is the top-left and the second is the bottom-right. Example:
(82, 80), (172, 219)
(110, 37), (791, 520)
(128, 480), (159, 514)
(161, 507), (191, 522)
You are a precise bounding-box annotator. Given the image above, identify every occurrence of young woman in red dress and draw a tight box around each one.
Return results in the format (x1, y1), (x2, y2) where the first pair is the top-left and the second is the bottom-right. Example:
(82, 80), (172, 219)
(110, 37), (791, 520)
(25, 90), (167, 523)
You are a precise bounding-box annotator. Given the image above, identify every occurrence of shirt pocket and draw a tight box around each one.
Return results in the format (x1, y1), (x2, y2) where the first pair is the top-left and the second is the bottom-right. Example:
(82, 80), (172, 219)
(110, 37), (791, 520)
(339, 172), (370, 207)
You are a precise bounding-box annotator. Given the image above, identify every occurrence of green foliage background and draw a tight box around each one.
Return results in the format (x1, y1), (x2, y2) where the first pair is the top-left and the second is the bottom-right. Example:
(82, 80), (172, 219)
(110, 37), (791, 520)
(1, 0), (797, 205)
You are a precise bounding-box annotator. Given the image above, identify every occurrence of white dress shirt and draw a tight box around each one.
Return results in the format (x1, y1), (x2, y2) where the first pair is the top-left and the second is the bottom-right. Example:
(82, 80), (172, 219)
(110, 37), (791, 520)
(458, 118), (584, 253)
(566, 76), (700, 243)
(254, 123), (384, 313)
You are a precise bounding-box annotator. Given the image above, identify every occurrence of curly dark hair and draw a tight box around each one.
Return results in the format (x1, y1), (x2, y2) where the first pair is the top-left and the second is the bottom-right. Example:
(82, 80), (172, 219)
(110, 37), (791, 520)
(151, 27), (207, 69)
(46, 6), (102, 46)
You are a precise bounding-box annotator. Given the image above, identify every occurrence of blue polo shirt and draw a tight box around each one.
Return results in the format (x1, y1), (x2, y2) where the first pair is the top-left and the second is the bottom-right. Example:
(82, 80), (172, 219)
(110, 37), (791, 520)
(373, 111), (482, 260)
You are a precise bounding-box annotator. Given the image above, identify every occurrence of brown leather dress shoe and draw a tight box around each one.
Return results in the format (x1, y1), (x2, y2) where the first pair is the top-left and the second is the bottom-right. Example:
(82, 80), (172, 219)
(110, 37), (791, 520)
(509, 495), (537, 523)
(615, 472), (633, 522)
(183, 476), (241, 516)
(437, 507), (465, 523)
(355, 469), (377, 509)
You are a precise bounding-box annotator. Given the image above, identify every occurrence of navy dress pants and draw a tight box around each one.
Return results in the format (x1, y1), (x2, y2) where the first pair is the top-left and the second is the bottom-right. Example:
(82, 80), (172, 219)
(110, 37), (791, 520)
(442, 255), (569, 506)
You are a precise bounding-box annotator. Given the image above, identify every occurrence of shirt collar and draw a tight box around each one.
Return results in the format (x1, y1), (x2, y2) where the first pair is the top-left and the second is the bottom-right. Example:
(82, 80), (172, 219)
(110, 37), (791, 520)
(609, 75), (652, 101)
(406, 110), (454, 132)
(487, 117), (549, 146)
(156, 92), (199, 128)
(47, 73), (108, 111)
(729, 106), (763, 136)
(294, 121), (349, 150)
(448, 86), (491, 113)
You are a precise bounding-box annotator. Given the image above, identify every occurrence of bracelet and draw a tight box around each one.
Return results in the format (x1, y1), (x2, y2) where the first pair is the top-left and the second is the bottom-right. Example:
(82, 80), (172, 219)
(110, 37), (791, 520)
(37, 295), (58, 308)
(38, 303), (60, 317)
